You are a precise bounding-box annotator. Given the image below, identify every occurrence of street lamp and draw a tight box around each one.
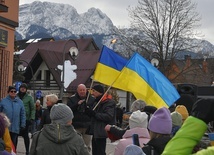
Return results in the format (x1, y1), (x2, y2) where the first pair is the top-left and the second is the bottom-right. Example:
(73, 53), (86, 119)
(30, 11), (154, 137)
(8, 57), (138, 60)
(150, 52), (161, 68)
(15, 60), (36, 101)
(59, 39), (79, 100)
(108, 38), (132, 111)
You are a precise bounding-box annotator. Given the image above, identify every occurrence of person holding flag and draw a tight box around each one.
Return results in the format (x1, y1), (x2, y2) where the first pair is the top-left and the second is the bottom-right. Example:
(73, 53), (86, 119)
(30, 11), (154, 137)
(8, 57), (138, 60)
(85, 84), (116, 155)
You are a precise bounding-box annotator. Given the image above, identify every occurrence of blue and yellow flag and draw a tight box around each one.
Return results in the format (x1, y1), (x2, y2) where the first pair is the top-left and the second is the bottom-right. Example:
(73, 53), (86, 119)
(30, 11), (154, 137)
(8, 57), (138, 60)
(93, 45), (128, 86)
(113, 53), (180, 108)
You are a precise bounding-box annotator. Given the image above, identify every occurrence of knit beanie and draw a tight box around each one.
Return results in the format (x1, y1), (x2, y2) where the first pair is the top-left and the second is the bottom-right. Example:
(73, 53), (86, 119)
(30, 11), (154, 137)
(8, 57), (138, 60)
(123, 144), (146, 155)
(171, 111), (182, 127)
(175, 105), (189, 120)
(129, 110), (148, 129)
(0, 115), (6, 138)
(130, 99), (147, 112)
(19, 83), (28, 89)
(148, 107), (172, 134)
(92, 84), (104, 94)
(7, 86), (16, 93)
(50, 103), (74, 124)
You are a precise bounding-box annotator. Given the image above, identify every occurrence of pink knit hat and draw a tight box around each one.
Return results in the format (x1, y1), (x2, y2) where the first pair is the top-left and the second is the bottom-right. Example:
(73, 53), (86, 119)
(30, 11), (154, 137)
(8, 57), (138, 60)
(148, 107), (172, 134)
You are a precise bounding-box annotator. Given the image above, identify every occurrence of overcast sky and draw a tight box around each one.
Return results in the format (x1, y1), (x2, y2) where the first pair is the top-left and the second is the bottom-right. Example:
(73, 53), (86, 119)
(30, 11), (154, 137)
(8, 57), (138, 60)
(19, 0), (214, 44)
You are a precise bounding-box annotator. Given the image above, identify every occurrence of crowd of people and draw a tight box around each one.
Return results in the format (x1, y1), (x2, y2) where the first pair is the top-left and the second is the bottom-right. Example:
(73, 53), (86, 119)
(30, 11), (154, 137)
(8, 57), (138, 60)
(1, 82), (214, 155)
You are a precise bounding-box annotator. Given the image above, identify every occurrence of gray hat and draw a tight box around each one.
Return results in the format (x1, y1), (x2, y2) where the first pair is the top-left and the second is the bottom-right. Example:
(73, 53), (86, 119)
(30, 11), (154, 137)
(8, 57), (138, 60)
(50, 103), (74, 124)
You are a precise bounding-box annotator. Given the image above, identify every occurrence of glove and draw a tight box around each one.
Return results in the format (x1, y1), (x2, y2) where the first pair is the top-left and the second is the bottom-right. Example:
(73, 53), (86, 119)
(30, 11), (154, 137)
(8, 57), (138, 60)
(191, 98), (214, 124)
(85, 107), (96, 117)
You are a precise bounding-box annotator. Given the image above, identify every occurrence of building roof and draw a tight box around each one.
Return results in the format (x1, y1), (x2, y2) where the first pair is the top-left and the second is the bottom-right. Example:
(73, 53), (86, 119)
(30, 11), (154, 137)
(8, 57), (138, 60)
(19, 37), (101, 92)
(15, 37), (55, 51)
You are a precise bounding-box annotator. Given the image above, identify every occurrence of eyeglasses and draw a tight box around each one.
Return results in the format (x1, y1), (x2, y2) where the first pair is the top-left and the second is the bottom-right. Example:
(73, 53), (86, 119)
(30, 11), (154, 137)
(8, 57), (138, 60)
(10, 91), (17, 93)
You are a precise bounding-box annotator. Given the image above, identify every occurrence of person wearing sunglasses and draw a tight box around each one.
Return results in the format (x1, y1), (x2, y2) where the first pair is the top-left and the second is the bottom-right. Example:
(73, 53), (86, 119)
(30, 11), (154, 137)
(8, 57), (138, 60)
(0, 86), (26, 149)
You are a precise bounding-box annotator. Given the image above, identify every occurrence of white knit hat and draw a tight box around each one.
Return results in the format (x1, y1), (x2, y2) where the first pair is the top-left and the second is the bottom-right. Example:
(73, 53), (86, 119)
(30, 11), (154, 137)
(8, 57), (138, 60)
(129, 110), (148, 129)
(50, 103), (74, 124)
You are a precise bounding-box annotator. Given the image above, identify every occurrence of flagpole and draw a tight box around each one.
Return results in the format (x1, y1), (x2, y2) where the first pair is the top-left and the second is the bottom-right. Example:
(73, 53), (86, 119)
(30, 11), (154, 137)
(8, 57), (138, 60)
(92, 65), (125, 111)
(86, 80), (94, 103)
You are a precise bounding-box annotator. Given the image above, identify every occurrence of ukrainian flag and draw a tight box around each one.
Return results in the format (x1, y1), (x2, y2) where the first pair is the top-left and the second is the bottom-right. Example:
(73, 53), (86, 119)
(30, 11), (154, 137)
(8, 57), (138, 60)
(113, 52), (180, 108)
(93, 45), (128, 86)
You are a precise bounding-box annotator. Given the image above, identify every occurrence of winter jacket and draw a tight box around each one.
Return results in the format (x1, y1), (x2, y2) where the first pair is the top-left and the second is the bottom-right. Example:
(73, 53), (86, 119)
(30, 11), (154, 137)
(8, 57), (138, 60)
(142, 136), (171, 155)
(67, 93), (95, 128)
(0, 95), (26, 134)
(109, 125), (129, 139)
(17, 93), (35, 120)
(1, 113), (12, 153)
(162, 116), (214, 155)
(30, 124), (90, 155)
(0, 138), (12, 155)
(88, 95), (116, 138)
(38, 106), (52, 130)
(114, 127), (150, 155)
(3, 128), (12, 153)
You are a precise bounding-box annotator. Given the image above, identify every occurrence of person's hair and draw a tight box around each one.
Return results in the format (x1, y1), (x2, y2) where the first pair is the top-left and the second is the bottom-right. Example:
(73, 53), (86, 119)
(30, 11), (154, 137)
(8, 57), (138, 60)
(46, 94), (58, 104)
(149, 131), (170, 139)
(130, 99), (147, 112)
(0, 113), (10, 127)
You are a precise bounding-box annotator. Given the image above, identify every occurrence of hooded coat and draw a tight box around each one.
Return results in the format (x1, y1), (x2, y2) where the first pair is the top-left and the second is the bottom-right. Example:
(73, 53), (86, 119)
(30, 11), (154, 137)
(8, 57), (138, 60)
(0, 95), (26, 134)
(114, 127), (150, 155)
(87, 94), (116, 138)
(162, 116), (214, 155)
(30, 124), (90, 155)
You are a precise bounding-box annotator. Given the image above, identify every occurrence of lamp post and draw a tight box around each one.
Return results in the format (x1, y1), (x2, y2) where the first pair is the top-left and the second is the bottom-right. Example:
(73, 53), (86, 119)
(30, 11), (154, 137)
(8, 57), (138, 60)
(108, 38), (132, 111)
(59, 39), (79, 100)
(15, 60), (36, 101)
(150, 52), (161, 68)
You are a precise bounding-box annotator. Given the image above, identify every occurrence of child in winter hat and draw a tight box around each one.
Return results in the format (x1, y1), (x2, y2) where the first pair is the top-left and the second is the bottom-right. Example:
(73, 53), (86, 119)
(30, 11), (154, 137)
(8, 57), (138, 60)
(148, 107), (172, 134)
(50, 103), (74, 124)
(129, 110), (148, 129)
(171, 111), (182, 127)
(143, 107), (172, 154)
(175, 105), (189, 122)
(171, 111), (182, 136)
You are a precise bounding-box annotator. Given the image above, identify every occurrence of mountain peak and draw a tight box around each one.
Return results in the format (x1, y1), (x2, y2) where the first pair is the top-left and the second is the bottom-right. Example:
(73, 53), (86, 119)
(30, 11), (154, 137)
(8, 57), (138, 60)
(17, 1), (114, 39)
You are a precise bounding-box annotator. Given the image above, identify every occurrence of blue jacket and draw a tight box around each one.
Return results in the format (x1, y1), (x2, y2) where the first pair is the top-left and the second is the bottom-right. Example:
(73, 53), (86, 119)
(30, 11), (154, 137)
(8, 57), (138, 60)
(0, 95), (26, 134)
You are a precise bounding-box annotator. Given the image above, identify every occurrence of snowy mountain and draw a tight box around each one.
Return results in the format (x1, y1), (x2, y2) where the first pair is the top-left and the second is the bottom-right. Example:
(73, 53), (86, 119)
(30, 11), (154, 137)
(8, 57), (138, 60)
(17, 1), (115, 40)
(16, 1), (214, 58)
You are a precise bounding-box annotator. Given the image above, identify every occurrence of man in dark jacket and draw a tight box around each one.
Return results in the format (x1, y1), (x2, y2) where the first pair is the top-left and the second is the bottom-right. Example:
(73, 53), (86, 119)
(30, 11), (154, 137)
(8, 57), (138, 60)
(30, 103), (90, 155)
(85, 84), (116, 155)
(17, 83), (35, 155)
(67, 84), (95, 152)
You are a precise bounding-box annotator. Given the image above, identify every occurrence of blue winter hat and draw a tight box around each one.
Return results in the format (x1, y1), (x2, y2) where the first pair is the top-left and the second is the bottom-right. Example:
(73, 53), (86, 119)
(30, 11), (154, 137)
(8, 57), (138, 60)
(123, 144), (146, 155)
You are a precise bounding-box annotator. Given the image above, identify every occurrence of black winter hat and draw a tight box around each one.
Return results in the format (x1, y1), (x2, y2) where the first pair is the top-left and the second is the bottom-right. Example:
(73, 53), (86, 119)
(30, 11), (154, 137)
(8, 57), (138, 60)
(92, 84), (104, 94)
(7, 86), (16, 93)
(20, 83), (28, 89)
